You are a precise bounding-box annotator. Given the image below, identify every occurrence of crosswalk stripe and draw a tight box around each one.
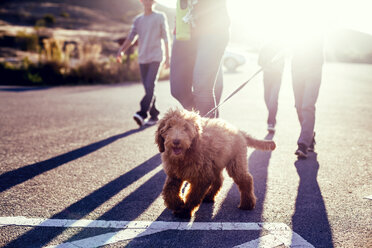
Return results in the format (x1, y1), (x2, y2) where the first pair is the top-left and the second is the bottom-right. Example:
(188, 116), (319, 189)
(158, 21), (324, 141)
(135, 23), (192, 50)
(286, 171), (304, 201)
(0, 216), (314, 248)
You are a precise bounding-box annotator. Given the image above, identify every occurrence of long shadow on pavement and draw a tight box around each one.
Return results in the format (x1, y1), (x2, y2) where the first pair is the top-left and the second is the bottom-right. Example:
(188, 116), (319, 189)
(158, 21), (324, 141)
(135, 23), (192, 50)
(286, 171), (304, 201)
(3, 153), (162, 248)
(56, 165), (166, 246)
(0, 127), (149, 193)
(0, 86), (51, 92)
(292, 153), (334, 248)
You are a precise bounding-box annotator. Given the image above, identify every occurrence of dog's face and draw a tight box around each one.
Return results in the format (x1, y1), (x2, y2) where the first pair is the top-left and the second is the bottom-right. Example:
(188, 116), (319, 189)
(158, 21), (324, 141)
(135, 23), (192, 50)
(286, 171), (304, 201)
(156, 109), (202, 158)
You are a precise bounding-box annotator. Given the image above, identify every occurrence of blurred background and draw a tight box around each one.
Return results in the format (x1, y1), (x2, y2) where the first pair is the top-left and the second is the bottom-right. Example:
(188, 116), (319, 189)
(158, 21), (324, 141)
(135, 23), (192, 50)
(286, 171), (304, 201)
(0, 0), (371, 85)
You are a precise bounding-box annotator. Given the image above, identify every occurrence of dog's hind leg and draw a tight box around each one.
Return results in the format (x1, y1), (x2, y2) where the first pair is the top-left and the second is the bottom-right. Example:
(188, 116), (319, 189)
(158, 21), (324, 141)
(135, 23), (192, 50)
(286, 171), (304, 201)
(162, 176), (185, 212)
(226, 156), (256, 210)
(203, 172), (223, 203)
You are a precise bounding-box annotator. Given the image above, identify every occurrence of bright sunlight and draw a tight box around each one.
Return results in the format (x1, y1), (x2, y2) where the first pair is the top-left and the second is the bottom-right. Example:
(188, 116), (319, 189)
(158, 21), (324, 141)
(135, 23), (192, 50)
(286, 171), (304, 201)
(228, 0), (327, 44)
(227, 0), (372, 47)
(156, 0), (372, 46)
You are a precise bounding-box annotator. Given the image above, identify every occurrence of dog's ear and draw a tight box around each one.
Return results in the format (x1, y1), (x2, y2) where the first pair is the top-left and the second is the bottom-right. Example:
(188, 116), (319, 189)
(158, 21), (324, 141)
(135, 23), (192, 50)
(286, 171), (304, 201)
(155, 119), (166, 153)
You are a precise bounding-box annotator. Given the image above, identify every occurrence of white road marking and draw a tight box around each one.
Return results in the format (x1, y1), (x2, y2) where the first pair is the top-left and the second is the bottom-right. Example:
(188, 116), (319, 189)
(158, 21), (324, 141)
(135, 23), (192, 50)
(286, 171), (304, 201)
(46, 229), (164, 248)
(364, 195), (372, 200)
(234, 234), (283, 248)
(0, 216), (314, 248)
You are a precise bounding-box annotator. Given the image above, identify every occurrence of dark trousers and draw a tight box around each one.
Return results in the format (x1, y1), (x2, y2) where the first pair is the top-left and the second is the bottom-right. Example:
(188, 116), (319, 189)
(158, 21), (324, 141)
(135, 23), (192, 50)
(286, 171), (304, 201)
(137, 62), (160, 119)
(292, 60), (322, 146)
(263, 63), (284, 126)
(170, 31), (229, 117)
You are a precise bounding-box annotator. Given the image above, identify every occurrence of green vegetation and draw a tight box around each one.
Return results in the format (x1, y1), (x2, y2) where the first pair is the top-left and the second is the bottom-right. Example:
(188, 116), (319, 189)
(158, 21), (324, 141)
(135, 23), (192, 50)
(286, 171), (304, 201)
(0, 55), (142, 86)
(35, 14), (56, 27)
(15, 31), (39, 52)
(0, 0), (172, 86)
(43, 14), (56, 25)
(0, 32), (147, 85)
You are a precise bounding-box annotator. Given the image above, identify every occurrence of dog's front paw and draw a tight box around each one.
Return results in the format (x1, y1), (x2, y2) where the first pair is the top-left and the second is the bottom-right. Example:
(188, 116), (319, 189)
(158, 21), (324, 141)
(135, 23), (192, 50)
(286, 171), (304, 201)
(173, 209), (192, 219)
(238, 196), (256, 210)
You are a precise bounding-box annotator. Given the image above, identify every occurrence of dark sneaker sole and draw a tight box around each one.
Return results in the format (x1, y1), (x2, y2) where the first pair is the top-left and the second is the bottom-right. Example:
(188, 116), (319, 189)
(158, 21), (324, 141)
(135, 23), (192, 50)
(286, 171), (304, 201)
(133, 116), (144, 126)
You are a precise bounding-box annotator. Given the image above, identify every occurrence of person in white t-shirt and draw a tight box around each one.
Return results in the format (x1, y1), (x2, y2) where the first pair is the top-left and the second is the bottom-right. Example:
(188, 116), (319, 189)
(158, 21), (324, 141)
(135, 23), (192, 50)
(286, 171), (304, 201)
(117, 0), (170, 126)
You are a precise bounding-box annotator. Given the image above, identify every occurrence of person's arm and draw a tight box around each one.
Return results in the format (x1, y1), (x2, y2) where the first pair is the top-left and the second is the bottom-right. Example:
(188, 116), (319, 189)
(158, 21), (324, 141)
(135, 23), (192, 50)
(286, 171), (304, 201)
(160, 13), (171, 68)
(116, 38), (135, 63)
(163, 41), (170, 69)
(116, 17), (138, 63)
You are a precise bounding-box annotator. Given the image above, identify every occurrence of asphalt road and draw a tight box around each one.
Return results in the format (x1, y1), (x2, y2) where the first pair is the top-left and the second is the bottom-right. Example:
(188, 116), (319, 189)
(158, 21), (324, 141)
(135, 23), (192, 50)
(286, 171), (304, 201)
(0, 60), (371, 248)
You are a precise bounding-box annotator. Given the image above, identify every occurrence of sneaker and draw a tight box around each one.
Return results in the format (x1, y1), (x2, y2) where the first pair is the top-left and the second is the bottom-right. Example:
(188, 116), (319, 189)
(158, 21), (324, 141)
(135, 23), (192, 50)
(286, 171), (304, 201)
(295, 143), (308, 159)
(267, 124), (276, 133)
(145, 117), (158, 126)
(308, 133), (316, 152)
(133, 113), (145, 126)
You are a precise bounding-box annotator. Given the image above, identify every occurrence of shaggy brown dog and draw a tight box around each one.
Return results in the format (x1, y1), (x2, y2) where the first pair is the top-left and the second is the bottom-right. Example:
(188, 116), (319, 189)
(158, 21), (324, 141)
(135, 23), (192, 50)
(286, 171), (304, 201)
(155, 109), (276, 218)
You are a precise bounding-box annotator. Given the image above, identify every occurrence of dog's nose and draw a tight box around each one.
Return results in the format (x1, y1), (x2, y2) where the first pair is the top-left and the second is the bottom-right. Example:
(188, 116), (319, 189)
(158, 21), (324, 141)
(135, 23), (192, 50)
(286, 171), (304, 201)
(173, 139), (181, 146)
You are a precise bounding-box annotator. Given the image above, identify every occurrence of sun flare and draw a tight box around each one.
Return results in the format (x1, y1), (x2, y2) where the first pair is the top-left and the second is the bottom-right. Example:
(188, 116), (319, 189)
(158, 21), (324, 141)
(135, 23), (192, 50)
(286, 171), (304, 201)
(227, 0), (333, 46)
(227, 0), (372, 45)
(155, 0), (372, 52)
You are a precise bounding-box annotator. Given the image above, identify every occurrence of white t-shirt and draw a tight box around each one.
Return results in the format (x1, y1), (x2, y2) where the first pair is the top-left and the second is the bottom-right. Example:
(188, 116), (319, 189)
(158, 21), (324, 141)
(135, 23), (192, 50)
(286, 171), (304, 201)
(128, 11), (169, 64)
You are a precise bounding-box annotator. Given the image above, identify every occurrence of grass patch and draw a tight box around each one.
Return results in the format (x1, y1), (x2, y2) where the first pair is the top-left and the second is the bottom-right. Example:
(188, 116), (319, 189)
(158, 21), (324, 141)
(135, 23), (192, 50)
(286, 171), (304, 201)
(1, 28), (170, 86)
(0, 36), (143, 86)
(15, 31), (39, 52)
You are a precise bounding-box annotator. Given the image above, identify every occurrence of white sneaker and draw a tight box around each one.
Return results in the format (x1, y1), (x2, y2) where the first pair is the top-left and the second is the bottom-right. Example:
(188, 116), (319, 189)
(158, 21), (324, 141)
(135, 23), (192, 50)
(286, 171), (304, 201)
(145, 117), (158, 126)
(133, 113), (144, 126)
(267, 124), (276, 133)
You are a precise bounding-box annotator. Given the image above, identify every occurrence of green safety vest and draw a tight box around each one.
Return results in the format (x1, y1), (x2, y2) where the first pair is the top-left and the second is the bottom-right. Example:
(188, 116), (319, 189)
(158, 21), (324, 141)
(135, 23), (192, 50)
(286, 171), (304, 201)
(176, 0), (191, 40)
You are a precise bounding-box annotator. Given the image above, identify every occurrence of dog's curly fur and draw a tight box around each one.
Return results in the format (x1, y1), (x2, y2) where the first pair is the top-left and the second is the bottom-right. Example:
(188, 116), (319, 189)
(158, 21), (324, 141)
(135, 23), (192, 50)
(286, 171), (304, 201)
(155, 108), (276, 218)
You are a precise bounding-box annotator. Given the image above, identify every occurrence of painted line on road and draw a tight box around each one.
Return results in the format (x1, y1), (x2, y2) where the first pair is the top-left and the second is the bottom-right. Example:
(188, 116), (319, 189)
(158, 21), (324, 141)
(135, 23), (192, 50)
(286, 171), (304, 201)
(364, 195), (372, 200)
(0, 216), (262, 230)
(0, 216), (314, 248)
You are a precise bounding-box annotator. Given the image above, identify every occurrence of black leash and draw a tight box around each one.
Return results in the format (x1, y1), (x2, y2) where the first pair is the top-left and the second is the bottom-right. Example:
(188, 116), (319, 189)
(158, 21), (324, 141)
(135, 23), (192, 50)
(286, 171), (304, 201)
(203, 67), (263, 118)
(203, 50), (286, 118)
